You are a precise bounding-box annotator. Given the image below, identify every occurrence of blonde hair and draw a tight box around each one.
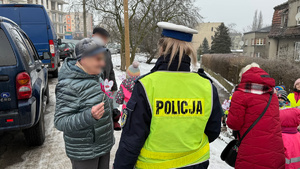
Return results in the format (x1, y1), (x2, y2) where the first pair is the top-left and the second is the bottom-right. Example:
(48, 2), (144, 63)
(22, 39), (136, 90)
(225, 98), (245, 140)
(239, 62), (260, 81)
(157, 37), (197, 69)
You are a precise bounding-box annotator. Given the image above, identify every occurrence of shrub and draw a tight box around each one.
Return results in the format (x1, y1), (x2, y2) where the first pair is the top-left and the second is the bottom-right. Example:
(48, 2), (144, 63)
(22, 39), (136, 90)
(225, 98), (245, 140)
(202, 54), (300, 93)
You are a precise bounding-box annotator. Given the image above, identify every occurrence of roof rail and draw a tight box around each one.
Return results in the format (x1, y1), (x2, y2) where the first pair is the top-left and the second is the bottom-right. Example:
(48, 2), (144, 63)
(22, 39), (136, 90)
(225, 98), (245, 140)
(0, 16), (19, 27)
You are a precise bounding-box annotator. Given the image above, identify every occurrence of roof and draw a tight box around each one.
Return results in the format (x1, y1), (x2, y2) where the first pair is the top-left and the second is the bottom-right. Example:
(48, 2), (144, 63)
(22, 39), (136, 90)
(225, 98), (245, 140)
(244, 26), (272, 34)
(274, 1), (288, 10)
(269, 26), (300, 38)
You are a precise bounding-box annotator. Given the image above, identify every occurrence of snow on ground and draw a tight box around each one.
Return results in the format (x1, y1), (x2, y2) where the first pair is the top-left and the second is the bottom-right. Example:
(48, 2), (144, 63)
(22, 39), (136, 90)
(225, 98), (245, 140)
(0, 54), (232, 169)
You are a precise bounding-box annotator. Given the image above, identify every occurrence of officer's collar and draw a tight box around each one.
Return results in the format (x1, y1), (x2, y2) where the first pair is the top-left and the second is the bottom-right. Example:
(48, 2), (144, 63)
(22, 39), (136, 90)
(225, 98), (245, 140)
(151, 54), (191, 72)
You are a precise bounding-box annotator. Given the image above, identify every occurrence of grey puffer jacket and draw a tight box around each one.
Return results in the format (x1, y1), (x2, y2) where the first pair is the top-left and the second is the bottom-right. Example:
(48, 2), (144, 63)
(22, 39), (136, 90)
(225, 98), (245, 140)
(54, 58), (114, 161)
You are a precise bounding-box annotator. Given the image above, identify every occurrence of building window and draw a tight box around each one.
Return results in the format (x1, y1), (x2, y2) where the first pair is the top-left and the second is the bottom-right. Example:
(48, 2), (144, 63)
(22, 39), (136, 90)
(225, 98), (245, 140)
(256, 52), (261, 58)
(52, 13), (56, 22)
(295, 42), (300, 61)
(256, 38), (265, 45)
(51, 2), (55, 10)
(58, 4), (62, 11)
(59, 14), (63, 22)
(297, 8), (300, 25)
(251, 39), (255, 46)
(281, 15), (286, 27)
(0, 0), (3, 4)
(59, 25), (63, 34)
(245, 39), (248, 46)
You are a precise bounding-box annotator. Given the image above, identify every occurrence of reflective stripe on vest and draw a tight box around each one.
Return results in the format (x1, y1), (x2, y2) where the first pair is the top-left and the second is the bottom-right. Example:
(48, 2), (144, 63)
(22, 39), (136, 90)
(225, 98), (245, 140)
(287, 93), (300, 108)
(286, 157), (300, 164)
(136, 71), (212, 169)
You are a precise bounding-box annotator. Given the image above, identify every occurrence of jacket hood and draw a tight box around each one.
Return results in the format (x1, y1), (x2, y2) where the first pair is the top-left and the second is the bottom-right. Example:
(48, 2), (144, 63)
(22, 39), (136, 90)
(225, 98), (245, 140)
(280, 108), (300, 127)
(151, 54), (191, 72)
(240, 67), (275, 88)
(58, 58), (101, 81)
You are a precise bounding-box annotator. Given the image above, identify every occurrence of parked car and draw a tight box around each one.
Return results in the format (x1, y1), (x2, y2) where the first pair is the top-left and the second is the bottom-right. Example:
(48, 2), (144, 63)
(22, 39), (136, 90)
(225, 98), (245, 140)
(0, 4), (61, 77)
(107, 43), (121, 54)
(59, 42), (75, 60)
(0, 17), (48, 146)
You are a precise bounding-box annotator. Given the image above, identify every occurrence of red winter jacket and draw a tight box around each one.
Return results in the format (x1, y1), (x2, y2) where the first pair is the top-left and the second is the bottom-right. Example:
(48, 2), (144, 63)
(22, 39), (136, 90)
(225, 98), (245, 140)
(280, 108), (300, 169)
(227, 67), (285, 169)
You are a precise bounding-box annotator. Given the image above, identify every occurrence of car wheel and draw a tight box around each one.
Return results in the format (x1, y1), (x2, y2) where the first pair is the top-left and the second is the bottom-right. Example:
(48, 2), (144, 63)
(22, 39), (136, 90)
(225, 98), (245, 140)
(45, 83), (50, 103)
(23, 95), (46, 146)
(52, 68), (58, 78)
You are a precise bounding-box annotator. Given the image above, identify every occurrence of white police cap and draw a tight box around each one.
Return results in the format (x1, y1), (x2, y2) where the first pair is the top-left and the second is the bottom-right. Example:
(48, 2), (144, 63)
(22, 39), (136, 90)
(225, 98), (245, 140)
(157, 22), (198, 42)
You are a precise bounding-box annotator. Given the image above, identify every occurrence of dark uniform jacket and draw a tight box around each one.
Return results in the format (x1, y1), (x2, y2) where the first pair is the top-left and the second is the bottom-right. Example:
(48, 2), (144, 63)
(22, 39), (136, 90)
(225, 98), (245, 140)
(101, 50), (118, 91)
(114, 55), (222, 169)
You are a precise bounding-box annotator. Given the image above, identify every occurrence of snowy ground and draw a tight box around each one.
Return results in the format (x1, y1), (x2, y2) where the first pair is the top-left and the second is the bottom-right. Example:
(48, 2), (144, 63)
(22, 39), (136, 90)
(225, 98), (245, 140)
(0, 54), (232, 169)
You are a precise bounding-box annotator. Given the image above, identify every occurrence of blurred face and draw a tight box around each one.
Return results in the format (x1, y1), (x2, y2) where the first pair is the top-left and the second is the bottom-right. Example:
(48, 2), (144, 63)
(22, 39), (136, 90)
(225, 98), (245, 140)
(296, 83), (300, 90)
(278, 98), (285, 102)
(80, 53), (106, 75)
(92, 33), (109, 45)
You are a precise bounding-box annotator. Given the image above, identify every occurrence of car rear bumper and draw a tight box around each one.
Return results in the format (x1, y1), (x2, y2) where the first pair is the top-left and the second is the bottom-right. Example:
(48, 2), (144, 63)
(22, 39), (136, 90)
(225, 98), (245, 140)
(0, 97), (37, 131)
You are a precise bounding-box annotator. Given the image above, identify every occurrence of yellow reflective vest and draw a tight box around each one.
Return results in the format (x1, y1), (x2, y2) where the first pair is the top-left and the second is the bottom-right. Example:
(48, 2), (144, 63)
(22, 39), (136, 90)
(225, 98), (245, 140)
(287, 93), (300, 108)
(136, 71), (213, 169)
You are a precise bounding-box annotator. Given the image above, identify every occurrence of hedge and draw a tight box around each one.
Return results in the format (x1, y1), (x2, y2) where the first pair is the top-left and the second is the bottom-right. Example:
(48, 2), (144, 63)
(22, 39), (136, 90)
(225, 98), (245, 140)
(201, 54), (300, 93)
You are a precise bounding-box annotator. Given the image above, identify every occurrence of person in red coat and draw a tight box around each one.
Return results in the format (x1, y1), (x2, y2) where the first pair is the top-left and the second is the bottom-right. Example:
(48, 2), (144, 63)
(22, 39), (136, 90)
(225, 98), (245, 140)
(227, 63), (285, 169)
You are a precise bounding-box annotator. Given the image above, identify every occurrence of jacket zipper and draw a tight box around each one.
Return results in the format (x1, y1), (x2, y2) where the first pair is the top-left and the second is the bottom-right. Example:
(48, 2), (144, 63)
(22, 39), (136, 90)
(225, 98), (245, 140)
(92, 127), (96, 143)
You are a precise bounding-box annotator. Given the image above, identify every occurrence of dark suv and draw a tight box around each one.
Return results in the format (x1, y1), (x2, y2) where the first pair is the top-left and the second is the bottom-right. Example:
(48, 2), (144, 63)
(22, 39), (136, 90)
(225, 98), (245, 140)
(0, 17), (48, 146)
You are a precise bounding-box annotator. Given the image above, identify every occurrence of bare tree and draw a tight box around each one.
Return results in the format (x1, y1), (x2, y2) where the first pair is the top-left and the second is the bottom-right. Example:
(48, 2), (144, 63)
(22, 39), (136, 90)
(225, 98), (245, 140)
(252, 10), (258, 31)
(89, 0), (201, 70)
(257, 11), (263, 30)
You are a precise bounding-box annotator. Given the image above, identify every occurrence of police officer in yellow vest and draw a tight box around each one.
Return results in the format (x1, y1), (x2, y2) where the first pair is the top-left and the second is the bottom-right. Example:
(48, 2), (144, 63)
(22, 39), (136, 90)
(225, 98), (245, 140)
(114, 22), (222, 169)
(288, 78), (300, 108)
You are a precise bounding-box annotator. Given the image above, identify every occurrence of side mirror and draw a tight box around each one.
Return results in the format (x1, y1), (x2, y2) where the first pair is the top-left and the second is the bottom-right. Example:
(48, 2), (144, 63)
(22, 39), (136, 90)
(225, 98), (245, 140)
(41, 52), (51, 60)
(39, 55), (44, 60)
(58, 39), (62, 45)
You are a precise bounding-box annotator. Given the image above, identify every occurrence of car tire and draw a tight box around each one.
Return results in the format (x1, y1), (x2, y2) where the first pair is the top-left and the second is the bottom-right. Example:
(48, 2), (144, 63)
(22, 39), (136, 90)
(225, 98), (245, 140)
(45, 83), (50, 104)
(23, 96), (46, 146)
(58, 61), (61, 67)
(52, 68), (58, 78)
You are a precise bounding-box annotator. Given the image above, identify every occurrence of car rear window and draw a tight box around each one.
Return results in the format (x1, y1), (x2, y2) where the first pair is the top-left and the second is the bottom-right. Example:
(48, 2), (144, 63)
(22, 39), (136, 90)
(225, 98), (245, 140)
(0, 29), (17, 66)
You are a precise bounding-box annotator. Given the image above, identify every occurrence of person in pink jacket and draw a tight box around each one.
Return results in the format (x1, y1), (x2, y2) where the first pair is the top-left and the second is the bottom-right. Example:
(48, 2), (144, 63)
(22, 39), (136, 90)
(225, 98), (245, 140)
(280, 108), (300, 169)
(116, 61), (140, 111)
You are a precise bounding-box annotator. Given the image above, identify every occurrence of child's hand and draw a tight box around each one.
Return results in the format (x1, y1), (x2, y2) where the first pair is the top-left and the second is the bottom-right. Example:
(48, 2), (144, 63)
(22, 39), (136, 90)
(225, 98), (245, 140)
(91, 103), (105, 120)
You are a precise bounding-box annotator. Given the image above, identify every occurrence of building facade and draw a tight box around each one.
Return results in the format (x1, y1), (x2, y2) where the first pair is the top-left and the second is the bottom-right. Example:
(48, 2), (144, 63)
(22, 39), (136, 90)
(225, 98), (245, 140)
(65, 12), (93, 40)
(269, 0), (300, 61)
(192, 22), (222, 51)
(1, 0), (67, 38)
(243, 26), (271, 58)
(0, 0), (27, 3)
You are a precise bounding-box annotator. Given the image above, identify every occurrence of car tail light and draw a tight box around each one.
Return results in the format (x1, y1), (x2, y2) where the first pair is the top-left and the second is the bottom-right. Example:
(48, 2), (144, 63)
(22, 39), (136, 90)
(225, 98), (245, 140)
(16, 72), (32, 100)
(6, 119), (14, 122)
(64, 48), (70, 52)
(49, 40), (55, 57)
(52, 63), (55, 68)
